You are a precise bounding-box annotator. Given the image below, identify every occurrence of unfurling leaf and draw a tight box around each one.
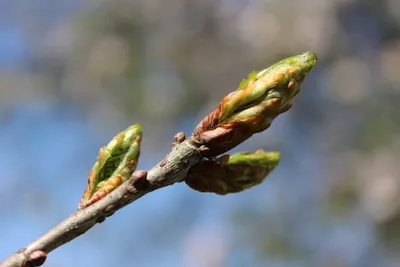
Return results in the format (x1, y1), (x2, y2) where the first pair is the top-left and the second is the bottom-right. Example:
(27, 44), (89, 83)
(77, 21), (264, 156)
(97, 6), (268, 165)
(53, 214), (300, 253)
(185, 150), (279, 195)
(192, 52), (317, 157)
(79, 124), (143, 209)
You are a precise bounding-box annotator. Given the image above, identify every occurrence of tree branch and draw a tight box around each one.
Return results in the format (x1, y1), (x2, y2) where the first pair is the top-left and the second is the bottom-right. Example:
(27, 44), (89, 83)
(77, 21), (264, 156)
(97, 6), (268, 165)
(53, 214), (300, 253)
(1, 134), (202, 267)
(1, 52), (317, 267)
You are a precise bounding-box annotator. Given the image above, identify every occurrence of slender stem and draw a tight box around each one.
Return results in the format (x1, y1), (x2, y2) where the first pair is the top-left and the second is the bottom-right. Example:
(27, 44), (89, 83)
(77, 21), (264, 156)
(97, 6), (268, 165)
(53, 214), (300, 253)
(1, 136), (202, 267)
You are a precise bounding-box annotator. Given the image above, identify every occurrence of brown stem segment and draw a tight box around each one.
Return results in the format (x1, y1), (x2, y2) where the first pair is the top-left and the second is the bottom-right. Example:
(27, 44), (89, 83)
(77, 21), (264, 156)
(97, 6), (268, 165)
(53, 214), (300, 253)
(0, 137), (202, 267)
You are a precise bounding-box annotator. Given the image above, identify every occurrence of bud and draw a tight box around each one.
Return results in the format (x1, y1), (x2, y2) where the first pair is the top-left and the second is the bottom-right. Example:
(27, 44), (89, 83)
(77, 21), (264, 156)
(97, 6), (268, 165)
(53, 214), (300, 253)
(79, 124), (142, 209)
(193, 52), (317, 156)
(185, 150), (279, 195)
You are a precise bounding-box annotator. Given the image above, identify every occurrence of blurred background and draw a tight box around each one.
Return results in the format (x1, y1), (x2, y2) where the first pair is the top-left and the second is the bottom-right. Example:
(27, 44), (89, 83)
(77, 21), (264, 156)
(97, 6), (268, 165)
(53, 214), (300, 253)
(1, 0), (400, 266)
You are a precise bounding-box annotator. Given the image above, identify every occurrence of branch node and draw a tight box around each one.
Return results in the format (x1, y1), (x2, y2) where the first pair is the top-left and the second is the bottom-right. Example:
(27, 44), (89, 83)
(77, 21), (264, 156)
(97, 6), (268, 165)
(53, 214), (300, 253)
(26, 251), (46, 267)
(104, 205), (115, 215)
(96, 216), (106, 224)
(130, 170), (150, 191)
(159, 159), (167, 168)
(171, 132), (186, 149)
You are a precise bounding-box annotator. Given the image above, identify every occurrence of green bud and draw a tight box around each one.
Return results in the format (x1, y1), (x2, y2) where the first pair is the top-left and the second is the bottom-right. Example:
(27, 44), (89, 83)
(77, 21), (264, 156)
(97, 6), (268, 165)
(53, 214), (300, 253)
(193, 52), (317, 157)
(185, 150), (279, 195)
(79, 124), (142, 209)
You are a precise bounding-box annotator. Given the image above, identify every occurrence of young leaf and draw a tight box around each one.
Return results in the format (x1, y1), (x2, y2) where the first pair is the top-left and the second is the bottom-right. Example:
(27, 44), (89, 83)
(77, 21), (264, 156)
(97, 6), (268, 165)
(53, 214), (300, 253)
(79, 124), (143, 209)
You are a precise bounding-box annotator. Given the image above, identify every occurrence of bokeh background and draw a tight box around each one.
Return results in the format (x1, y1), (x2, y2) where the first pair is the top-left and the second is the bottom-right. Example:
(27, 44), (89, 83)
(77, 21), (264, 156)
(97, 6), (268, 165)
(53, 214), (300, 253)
(1, 0), (400, 266)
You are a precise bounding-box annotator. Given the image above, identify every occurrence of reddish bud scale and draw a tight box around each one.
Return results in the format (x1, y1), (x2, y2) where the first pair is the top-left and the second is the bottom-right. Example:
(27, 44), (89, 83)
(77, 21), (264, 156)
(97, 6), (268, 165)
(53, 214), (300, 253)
(185, 150), (279, 195)
(193, 97), (282, 157)
(80, 175), (123, 209)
